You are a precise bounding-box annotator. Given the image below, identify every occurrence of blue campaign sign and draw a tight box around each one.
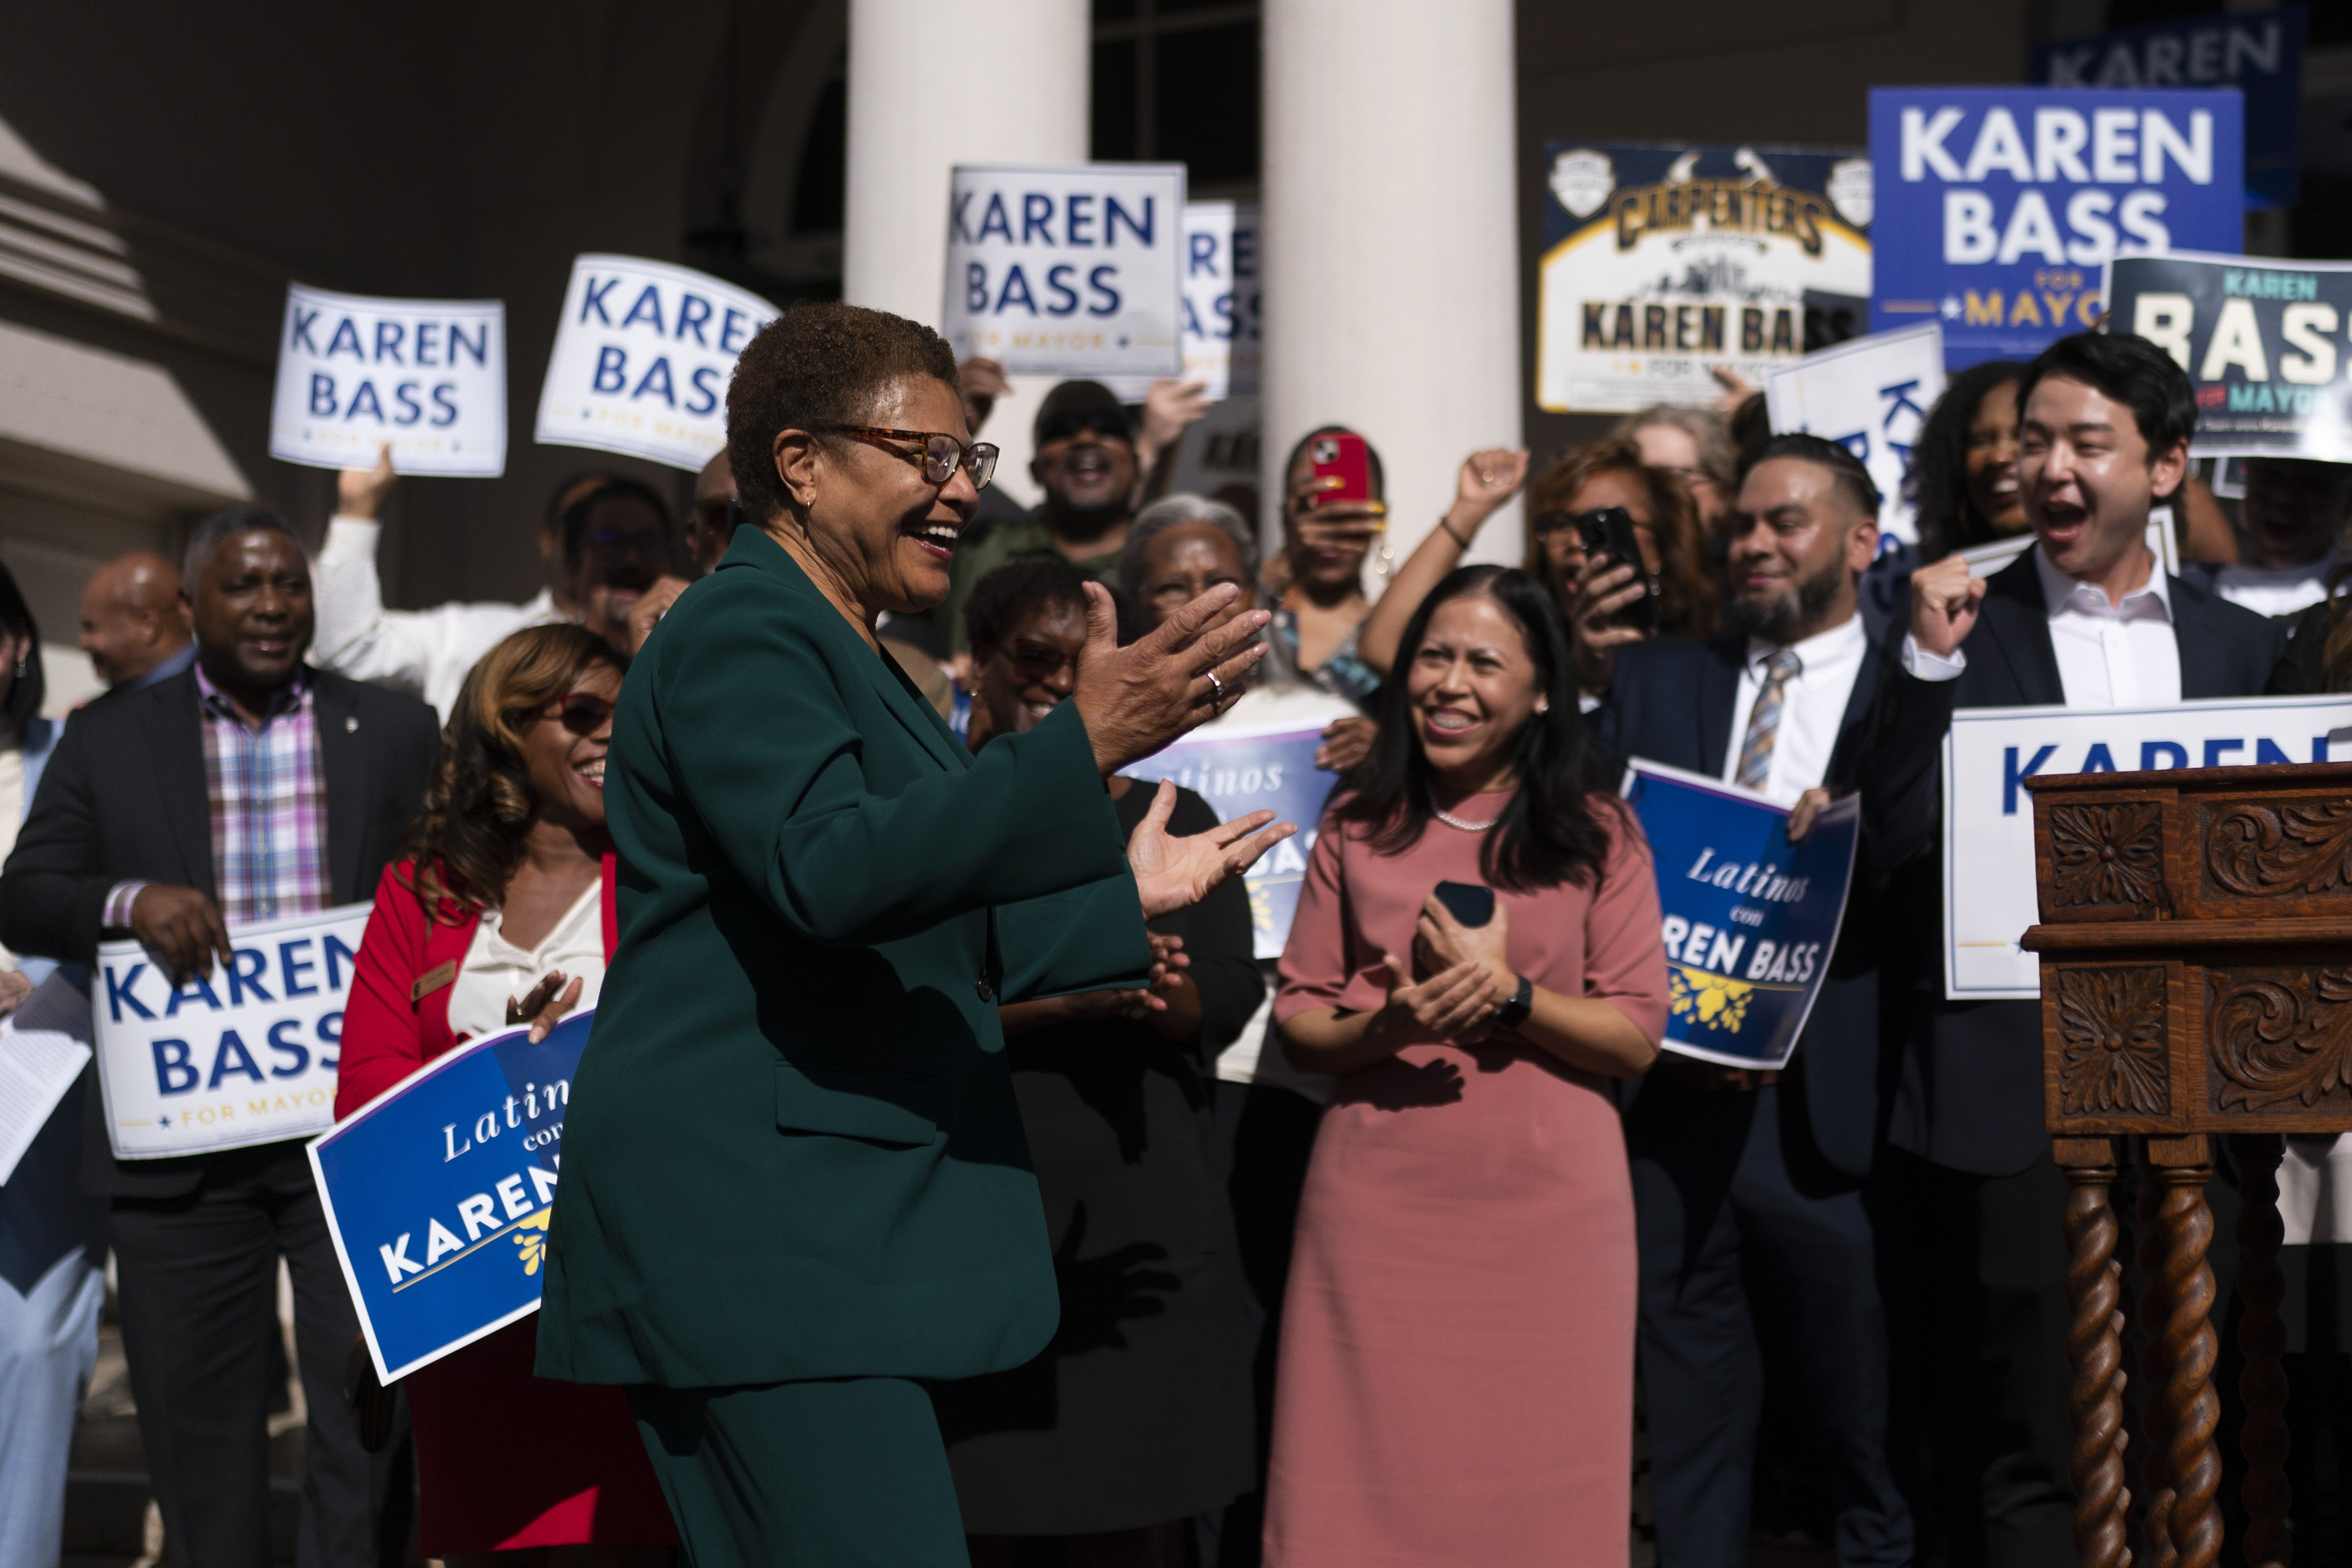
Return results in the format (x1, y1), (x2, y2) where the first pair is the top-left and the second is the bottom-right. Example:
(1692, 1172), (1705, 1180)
(1869, 88), (2243, 368)
(310, 1011), (593, 1382)
(1622, 760), (1860, 1070)
(2035, 7), (2304, 210)
(1122, 724), (1340, 960)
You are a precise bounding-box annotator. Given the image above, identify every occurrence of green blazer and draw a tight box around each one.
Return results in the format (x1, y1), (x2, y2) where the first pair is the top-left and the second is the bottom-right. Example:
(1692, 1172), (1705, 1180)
(537, 528), (1152, 1388)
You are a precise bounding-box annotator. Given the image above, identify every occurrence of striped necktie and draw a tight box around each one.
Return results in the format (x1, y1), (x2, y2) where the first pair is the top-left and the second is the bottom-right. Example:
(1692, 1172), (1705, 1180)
(1735, 649), (1803, 791)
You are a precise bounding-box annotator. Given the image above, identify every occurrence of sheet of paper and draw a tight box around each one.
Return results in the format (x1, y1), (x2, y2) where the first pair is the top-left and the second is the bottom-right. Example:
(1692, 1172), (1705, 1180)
(0, 1023), (92, 1187)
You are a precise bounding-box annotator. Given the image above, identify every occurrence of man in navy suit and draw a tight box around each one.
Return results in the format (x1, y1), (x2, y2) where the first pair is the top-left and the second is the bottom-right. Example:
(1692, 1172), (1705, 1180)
(1598, 434), (1911, 1568)
(1860, 332), (2284, 1566)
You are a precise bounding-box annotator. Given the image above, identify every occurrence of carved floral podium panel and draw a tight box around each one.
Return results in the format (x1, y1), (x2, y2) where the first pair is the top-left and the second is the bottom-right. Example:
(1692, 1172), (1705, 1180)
(2022, 763), (2352, 1568)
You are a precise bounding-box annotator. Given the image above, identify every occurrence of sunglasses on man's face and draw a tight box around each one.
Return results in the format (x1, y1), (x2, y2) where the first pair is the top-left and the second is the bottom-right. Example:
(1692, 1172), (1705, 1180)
(1036, 410), (1133, 446)
(542, 693), (615, 737)
(1002, 640), (1080, 684)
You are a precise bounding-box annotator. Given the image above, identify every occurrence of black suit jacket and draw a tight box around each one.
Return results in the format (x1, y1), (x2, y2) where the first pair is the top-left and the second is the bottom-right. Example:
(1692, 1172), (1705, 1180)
(0, 665), (439, 1197)
(1859, 550), (2285, 1177)
(1596, 624), (1892, 1178)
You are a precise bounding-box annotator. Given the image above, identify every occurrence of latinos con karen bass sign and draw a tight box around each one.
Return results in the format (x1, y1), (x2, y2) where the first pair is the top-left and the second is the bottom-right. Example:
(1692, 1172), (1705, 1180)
(1535, 142), (1874, 414)
(1869, 86), (2242, 369)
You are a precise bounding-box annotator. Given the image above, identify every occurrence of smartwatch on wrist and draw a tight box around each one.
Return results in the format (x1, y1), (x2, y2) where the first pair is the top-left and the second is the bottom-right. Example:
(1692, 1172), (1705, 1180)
(1494, 973), (1535, 1030)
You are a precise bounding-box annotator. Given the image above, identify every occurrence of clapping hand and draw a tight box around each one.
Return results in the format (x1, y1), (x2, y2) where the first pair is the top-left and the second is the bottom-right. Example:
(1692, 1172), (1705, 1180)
(1373, 949), (1499, 1046)
(506, 970), (586, 1043)
(1126, 778), (1295, 919)
(1414, 893), (1513, 997)
(1073, 581), (1270, 773)
(1315, 716), (1377, 772)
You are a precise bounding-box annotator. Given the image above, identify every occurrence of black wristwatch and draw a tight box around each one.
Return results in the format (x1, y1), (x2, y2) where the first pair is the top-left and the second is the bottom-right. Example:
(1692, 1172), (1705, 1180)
(1494, 973), (1535, 1030)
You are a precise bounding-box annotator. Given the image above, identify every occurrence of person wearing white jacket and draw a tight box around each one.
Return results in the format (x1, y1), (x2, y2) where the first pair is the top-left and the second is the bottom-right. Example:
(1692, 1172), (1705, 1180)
(311, 451), (684, 722)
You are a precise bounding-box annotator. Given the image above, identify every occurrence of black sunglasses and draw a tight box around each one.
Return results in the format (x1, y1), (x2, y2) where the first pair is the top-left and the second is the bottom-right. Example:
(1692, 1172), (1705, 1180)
(543, 693), (615, 737)
(1036, 409), (1133, 445)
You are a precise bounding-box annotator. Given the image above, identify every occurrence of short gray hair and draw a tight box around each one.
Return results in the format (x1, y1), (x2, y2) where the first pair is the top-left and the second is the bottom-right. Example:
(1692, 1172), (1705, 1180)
(184, 507), (306, 584)
(1613, 404), (1737, 491)
(1119, 493), (1259, 599)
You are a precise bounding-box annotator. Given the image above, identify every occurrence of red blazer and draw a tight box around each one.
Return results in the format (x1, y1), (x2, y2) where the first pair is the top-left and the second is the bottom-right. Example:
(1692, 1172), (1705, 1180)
(335, 853), (618, 1119)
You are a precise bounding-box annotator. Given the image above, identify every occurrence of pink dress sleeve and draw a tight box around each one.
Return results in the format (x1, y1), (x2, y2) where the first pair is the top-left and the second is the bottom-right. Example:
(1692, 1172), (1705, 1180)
(1274, 808), (1356, 1026)
(1580, 801), (1669, 1044)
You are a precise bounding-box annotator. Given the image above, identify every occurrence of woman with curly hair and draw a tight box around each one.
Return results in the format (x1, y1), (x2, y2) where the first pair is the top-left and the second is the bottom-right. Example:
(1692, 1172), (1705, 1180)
(1521, 436), (1720, 694)
(335, 623), (673, 1567)
(1905, 359), (2028, 562)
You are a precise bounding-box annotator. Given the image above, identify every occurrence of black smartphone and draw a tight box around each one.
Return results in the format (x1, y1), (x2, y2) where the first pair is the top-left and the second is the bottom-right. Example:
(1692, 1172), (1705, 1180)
(1433, 880), (1495, 928)
(1572, 506), (1661, 634)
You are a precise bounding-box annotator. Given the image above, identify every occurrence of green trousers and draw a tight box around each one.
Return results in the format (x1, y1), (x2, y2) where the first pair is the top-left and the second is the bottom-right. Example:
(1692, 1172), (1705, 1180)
(628, 1378), (967, 1567)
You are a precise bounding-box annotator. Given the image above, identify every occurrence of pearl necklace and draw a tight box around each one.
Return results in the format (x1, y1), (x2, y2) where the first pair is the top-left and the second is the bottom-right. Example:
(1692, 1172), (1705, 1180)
(1433, 806), (1499, 832)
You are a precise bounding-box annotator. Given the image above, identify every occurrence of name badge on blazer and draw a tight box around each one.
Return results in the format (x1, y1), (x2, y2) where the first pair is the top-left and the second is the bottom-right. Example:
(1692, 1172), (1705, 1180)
(411, 961), (458, 1004)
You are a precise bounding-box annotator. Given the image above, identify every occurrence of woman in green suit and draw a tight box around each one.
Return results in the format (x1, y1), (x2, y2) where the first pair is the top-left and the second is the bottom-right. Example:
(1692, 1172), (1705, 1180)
(537, 302), (1285, 1568)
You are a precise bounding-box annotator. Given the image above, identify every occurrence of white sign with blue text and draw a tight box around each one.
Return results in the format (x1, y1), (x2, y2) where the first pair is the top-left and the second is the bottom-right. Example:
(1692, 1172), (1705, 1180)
(1943, 695), (2352, 999)
(944, 164), (1187, 379)
(1765, 324), (1945, 546)
(93, 904), (370, 1159)
(270, 287), (506, 477)
(310, 1010), (590, 1382)
(534, 254), (778, 473)
(1869, 88), (2243, 369)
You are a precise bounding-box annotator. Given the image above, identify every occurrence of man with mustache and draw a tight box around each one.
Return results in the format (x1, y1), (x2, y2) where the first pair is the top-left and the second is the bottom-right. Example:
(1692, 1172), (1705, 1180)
(1596, 434), (1910, 1568)
(1860, 331), (2283, 1566)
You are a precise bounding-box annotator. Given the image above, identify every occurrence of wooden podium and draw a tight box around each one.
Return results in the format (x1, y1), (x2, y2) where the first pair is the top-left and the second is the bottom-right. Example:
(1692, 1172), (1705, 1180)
(2022, 762), (2352, 1568)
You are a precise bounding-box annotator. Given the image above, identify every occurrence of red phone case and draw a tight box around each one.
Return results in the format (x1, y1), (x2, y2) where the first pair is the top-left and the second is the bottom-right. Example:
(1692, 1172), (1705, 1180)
(1306, 434), (1372, 507)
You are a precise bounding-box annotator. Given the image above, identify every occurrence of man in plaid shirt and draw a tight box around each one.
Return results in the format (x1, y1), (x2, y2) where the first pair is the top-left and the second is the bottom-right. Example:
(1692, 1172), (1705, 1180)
(1, 508), (439, 1568)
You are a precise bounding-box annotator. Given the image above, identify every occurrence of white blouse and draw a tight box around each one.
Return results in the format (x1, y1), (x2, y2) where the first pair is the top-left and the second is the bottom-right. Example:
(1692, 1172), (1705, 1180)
(445, 880), (607, 1043)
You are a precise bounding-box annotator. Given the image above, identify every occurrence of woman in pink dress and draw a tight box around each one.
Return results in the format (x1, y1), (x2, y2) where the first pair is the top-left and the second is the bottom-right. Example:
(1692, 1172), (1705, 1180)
(1266, 564), (1668, 1567)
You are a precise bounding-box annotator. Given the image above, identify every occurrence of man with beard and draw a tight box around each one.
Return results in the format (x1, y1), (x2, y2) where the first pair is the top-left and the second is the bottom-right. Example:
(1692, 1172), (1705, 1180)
(939, 379), (1144, 658)
(1596, 432), (1911, 1568)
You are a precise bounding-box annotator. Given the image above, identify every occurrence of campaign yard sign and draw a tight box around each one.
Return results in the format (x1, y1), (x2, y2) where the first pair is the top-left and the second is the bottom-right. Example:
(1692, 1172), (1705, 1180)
(1122, 723), (1339, 960)
(2106, 251), (2352, 461)
(1621, 761), (1859, 1071)
(2035, 6), (2305, 210)
(1870, 88), (2243, 369)
(93, 904), (370, 1160)
(1535, 142), (1874, 414)
(534, 255), (778, 473)
(311, 1011), (590, 1382)
(944, 164), (1188, 379)
(1764, 324), (1945, 546)
(1106, 201), (1260, 402)
(1943, 695), (2352, 1000)
(269, 287), (506, 477)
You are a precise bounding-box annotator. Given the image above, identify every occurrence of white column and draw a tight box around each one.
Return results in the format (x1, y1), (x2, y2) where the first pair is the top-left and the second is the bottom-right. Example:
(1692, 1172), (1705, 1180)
(843, 0), (1089, 503)
(1260, 0), (1524, 584)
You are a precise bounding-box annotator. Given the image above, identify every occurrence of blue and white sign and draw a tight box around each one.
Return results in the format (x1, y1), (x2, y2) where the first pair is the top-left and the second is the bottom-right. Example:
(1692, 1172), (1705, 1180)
(1943, 694), (2352, 999)
(1870, 88), (2244, 368)
(270, 286), (506, 477)
(1107, 201), (1260, 401)
(310, 1011), (589, 1382)
(2035, 6), (2305, 210)
(534, 254), (778, 473)
(2107, 250), (2352, 461)
(944, 163), (1187, 379)
(93, 904), (369, 1160)
(1765, 323), (1945, 546)
(1123, 723), (1340, 959)
(1622, 760), (1859, 1070)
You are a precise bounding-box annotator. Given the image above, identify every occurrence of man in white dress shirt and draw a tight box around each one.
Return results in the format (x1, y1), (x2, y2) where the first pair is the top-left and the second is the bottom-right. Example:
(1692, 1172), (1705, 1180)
(1860, 332), (2283, 1567)
(1599, 434), (1909, 1568)
(2188, 456), (2352, 621)
(312, 453), (682, 722)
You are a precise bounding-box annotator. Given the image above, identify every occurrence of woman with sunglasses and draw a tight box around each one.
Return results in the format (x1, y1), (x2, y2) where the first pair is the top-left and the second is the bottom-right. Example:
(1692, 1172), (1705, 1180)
(337, 624), (674, 1568)
(939, 556), (1260, 1568)
(534, 303), (1289, 1568)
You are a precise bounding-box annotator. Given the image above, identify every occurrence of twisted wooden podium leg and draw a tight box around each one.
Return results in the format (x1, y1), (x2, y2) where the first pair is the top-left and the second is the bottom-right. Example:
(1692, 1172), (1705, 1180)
(2229, 1134), (2292, 1568)
(2058, 1137), (2131, 1568)
(2137, 1146), (2176, 1568)
(2144, 1137), (2221, 1568)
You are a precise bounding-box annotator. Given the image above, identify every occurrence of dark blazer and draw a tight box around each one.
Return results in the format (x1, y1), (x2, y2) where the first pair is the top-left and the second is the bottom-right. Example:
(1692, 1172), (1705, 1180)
(1859, 550), (2285, 1176)
(1596, 624), (1891, 1178)
(536, 528), (1154, 1392)
(0, 664), (440, 1198)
